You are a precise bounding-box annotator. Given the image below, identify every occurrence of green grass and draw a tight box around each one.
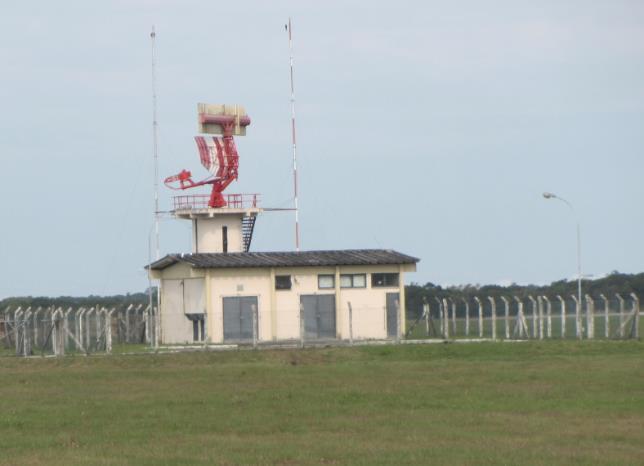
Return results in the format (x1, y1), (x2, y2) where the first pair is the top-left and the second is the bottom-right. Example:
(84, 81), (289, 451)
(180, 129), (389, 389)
(1, 341), (643, 465)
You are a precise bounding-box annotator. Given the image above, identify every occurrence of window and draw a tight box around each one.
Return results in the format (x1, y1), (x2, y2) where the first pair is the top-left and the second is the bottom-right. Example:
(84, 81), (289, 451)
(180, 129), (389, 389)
(371, 273), (399, 287)
(275, 275), (292, 290)
(318, 274), (335, 289)
(340, 274), (367, 288)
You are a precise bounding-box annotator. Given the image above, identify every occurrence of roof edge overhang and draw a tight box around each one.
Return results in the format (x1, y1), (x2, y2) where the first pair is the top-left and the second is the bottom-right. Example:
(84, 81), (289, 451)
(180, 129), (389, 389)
(146, 249), (420, 272)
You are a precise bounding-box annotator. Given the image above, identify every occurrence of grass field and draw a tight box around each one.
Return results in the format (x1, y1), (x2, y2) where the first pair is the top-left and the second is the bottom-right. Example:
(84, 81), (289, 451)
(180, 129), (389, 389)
(1, 341), (643, 465)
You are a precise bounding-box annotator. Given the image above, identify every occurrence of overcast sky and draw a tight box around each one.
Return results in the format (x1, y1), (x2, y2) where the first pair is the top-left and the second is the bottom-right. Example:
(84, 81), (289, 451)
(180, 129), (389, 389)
(1, 0), (643, 298)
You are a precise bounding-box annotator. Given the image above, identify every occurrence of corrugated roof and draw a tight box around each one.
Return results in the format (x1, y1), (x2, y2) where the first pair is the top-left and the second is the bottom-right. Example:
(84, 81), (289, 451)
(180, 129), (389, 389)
(148, 249), (419, 271)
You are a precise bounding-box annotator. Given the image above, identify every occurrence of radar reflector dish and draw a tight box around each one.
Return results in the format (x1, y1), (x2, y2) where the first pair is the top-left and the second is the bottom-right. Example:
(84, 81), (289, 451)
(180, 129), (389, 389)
(197, 103), (250, 136)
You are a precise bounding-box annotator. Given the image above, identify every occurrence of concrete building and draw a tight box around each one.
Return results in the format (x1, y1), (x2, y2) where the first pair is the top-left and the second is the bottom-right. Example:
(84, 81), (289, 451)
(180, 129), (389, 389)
(149, 249), (418, 345)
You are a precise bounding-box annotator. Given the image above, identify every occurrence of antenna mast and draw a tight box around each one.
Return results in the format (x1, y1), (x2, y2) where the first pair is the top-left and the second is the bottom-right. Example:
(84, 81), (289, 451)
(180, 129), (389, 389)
(151, 25), (160, 260)
(287, 18), (301, 251)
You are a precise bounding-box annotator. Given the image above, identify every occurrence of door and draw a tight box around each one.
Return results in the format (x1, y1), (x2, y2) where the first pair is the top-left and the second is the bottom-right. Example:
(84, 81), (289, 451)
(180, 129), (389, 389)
(223, 296), (258, 342)
(386, 292), (400, 338)
(300, 294), (336, 340)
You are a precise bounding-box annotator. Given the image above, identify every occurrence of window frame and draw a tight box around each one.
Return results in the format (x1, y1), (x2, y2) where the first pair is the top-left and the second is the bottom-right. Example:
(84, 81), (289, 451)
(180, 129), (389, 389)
(275, 274), (292, 291)
(317, 274), (335, 289)
(371, 272), (400, 288)
(340, 273), (367, 289)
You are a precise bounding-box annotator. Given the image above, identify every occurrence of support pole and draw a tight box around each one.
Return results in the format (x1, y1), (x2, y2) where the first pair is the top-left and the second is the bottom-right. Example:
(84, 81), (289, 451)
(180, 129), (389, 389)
(487, 296), (497, 340)
(286, 18), (301, 251)
(528, 295), (537, 338)
(557, 295), (566, 338)
(629, 293), (640, 339)
(571, 294), (582, 339)
(537, 296), (544, 340)
(512, 296), (527, 338)
(543, 296), (552, 338)
(600, 294), (609, 338)
(423, 300), (430, 336)
(585, 294), (595, 339)
(500, 296), (510, 339)
(64, 307), (72, 351)
(474, 297), (483, 338)
(442, 298), (449, 339)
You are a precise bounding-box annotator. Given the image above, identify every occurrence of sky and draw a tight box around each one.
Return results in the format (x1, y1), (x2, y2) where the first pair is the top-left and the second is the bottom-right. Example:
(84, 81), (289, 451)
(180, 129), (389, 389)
(1, 0), (643, 298)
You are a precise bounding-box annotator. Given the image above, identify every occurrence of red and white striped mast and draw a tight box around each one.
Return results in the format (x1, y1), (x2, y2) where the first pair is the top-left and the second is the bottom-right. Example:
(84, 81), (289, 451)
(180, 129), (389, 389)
(287, 18), (301, 251)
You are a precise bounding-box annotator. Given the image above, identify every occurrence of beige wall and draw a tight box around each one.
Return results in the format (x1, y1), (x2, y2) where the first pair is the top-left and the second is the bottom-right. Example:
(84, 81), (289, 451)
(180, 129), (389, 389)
(158, 262), (415, 344)
(193, 214), (244, 253)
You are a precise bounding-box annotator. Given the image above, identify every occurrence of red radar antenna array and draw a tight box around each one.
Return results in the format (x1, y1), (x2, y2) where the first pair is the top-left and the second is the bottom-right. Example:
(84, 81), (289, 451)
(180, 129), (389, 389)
(164, 104), (251, 208)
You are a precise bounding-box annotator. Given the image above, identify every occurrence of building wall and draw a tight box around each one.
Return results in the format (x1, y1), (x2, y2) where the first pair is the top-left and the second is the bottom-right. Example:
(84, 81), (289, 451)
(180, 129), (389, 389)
(159, 263), (206, 344)
(193, 214), (244, 253)
(158, 263), (414, 344)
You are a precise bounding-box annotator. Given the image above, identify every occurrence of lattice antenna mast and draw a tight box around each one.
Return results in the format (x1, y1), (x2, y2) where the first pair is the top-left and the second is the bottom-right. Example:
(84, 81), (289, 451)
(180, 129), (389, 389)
(287, 18), (301, 251)
(151, 25), (160, 260)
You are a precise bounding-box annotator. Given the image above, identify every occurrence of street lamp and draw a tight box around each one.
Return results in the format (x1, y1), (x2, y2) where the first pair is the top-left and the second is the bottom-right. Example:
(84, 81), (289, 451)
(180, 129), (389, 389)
(543, 192), (582, 335)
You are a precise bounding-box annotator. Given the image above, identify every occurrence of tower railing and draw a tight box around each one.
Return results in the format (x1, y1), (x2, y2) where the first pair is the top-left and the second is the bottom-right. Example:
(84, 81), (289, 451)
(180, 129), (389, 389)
(173, 193), (260, 211)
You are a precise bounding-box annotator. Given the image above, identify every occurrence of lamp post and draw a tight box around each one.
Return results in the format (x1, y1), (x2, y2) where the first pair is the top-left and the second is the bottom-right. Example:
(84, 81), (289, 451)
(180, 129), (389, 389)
(543, 192), (582, 327)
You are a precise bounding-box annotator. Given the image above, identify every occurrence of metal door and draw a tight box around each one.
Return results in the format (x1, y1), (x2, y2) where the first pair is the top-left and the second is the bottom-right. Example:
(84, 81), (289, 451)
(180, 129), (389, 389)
(386, 293), (400, 338)
(300, 294), (336, 340)
(223, 296), (257, 342)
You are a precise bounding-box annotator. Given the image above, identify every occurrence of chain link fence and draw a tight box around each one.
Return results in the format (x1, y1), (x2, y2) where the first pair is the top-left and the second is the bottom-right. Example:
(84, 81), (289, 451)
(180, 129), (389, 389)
(0, 304), (157, 357)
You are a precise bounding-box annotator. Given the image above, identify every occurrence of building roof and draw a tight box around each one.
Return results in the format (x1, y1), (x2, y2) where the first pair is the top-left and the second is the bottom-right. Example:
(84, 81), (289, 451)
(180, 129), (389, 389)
(148, 249), (419, 271)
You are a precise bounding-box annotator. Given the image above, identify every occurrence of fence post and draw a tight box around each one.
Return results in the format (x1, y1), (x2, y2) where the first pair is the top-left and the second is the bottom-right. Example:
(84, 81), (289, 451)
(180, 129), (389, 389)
(14, 308), (22, 356)
(348, 302), (354, 345)
(585, 295), (595, 339)
(32, 307), (41, 349)
(23, 309), (32, 356)
(616, 294), (625, 338)
(423, 301), (430, 336)
(487, 297), (496, 340)
(599, 294), (609, 338)
(501, 296), (510, 339)
(630, 293), (640, 339)
(571, 294), (582, 339)
(106, 309), (115, 353)
(3, 307), (13, 347)
(77, 308), (86, 350)
(527, 296), (537, 338)
(96, 308), (102, 349)
(472, 297), (481, 338)
(512, 297), (526, 338)
(556, 295), (566, 338)
(85, 308), (95, 352)
(442, 298), (449, 339)
(543, 296), (552, 338)
(63, 307), (72, 351)
(462, 298), (470, 337)
(537, 296), (544, 340)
